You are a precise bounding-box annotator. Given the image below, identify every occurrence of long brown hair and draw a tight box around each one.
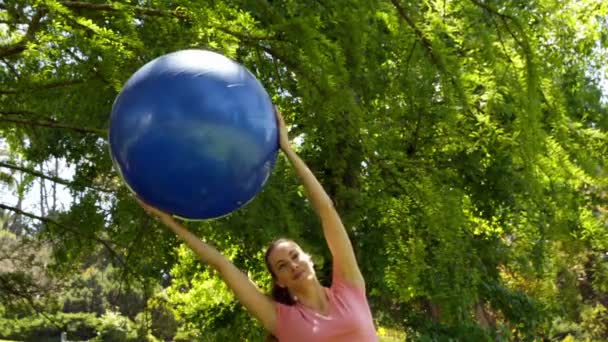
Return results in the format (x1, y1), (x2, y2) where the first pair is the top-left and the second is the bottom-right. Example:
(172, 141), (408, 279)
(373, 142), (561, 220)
(264, 238), (297, 341)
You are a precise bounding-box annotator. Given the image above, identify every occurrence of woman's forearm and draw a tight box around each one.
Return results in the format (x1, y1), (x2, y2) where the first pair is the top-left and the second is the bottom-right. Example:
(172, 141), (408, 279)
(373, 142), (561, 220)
(155, 215), (277, 331)
(282, 147), (333, 213)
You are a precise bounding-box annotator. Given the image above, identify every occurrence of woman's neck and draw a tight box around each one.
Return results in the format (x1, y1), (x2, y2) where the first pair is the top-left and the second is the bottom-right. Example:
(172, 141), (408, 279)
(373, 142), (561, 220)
(291, 279), (329, 315)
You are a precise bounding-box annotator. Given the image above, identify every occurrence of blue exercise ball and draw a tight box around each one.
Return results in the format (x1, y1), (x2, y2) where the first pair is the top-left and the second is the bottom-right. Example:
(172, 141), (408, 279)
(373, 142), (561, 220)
(109, 49), (278, 219)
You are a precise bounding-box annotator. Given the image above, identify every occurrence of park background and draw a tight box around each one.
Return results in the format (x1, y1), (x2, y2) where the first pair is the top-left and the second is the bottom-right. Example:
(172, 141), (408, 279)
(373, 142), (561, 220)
(1, 0), (608, 341)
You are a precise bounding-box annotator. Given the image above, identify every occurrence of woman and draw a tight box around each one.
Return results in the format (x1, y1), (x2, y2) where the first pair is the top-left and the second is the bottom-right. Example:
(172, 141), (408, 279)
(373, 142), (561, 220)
(138, 110), (378, 341)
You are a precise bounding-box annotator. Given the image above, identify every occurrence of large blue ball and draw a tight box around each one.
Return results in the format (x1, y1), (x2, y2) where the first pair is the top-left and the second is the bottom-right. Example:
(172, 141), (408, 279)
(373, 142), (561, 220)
(109, 49), (278, 219)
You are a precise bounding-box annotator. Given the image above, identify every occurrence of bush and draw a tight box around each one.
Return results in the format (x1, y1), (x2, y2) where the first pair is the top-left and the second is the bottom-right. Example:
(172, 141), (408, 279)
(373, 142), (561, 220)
(580, 304), (608, 340)
(91, 310), (145, 342)
(0, 312), (98, 342)
(147, 294), (178, 341)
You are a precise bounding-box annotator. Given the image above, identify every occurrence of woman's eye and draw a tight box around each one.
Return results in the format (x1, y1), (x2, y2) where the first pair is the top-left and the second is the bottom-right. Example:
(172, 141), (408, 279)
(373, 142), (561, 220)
(292, 253), (299, 260)
(278, 264), (285, 270)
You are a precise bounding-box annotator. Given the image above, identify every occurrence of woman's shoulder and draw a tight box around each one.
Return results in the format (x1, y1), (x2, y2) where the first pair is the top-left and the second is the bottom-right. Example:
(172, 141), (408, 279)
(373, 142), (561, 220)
(331, 267), (366, 296)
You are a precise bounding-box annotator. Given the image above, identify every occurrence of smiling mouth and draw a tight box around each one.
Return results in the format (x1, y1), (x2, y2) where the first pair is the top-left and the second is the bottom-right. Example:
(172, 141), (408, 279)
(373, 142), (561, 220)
(293, 270), (305, 280)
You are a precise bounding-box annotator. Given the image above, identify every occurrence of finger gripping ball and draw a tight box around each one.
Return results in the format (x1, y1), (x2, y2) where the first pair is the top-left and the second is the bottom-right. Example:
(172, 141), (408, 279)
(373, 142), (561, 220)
(109, 49), (278, 219)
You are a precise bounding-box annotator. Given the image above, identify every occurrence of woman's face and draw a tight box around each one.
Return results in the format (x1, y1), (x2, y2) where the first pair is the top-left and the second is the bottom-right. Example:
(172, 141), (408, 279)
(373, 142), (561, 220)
(267, 241), (315, 290)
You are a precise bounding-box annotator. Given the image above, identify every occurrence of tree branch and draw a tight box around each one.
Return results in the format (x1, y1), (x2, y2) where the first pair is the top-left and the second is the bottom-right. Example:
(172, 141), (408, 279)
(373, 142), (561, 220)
(468, 0), (515, 21)
(389, 0), (441, 66)
(468, 0), (527, 53)
(0, 110), (72, 128)
(0, 110), (39, 116)
(215, 26), (279, 42)
(0, 202), (150, 323)
(467, 0), (539, 139)
(390, 0), (470, 113)
(0, 202), (152, 309)
(0, 161), (114, 193)
(0, 10), (45, 58)
(256, 44), (324, 94)
(0, 116), (106, 135)
(60, 1), (188, 19)
(0, 57), (20, 75)
(0, 273), (64, 328)
(0, 79), (85, 95)
(0, 203), (125, 266)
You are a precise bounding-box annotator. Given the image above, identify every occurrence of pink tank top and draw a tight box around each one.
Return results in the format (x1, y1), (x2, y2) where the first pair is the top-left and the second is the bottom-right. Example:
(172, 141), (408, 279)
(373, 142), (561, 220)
(274, 272), (378, 342)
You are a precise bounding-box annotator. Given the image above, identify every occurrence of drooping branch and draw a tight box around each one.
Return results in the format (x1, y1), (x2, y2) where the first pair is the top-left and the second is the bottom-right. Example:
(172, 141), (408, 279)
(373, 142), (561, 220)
(112, 217), (150, 305)
(257, 45), (324, 94)
(0, 161), (114, 193)
(467, 0), (533, 76)
(389, 0), (469, 112)
(0, 116), (106, 135)
(390, 1), (441, 67)
(467, 0), (540, 163)
(63, 48), (114, 86)
(489, 15), (514, 64)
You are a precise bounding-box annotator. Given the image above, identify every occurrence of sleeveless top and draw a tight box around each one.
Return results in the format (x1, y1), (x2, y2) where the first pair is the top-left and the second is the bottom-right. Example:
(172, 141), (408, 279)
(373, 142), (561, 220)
(274, 270), (378, 342)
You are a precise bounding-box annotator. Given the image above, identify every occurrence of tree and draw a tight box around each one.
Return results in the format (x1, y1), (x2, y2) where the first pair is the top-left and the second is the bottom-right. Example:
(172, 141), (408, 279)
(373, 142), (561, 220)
(0, 0), (607, 340)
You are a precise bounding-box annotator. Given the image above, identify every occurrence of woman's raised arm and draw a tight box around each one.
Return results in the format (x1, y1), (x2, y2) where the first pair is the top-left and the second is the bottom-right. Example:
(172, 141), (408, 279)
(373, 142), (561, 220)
(138, 200), (278, 333)
(276, 111), (365, 289)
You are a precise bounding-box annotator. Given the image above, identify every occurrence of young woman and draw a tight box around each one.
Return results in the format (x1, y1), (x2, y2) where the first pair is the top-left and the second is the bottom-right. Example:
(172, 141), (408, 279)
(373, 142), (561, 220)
(138, 111), (378, 341)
